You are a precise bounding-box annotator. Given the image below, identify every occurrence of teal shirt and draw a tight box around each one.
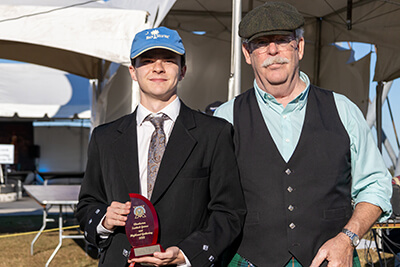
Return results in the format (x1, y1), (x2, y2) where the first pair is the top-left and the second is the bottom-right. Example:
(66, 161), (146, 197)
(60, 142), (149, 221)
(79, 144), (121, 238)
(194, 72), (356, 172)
(214, 72), (392, 222)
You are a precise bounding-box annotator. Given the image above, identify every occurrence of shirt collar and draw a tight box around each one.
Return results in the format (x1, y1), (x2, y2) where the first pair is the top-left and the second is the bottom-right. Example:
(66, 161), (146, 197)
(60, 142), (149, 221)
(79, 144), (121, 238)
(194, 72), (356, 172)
(254, 71), (310, 108)
(137, 97), (181, 126)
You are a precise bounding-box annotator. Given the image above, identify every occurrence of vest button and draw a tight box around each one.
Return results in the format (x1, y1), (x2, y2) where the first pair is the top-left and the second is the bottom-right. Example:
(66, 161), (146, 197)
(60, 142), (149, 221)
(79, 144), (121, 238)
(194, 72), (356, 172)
(288, 205), (294, 211)
(289, 223), (296, 229)
(287, 186), (293, 192)
(285, 169), (292, 175)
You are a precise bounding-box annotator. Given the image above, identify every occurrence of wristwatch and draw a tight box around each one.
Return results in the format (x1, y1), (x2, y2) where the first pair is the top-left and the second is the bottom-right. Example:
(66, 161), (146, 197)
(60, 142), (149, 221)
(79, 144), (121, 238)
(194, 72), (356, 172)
(342, 228), (360, 247)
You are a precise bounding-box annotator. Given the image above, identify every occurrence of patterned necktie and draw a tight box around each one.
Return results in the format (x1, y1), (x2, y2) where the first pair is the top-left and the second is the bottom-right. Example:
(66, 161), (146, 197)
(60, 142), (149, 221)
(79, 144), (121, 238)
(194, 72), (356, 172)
(146, 114), (168, 199)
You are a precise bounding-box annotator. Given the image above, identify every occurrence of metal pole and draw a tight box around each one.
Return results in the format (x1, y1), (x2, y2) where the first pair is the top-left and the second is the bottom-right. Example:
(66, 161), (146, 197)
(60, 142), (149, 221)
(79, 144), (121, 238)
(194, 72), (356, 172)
(376, 81), (384, 153)
(395, 154), (400, 177)
(366, 80), (393, 128)
(313, 18), (322, 86)
(0, 164), (3, 184)
(233, 0), (242, 97)
(346, 0), (353, 30)
(386, 98), (400, 149)
(228, 0), (242, 100)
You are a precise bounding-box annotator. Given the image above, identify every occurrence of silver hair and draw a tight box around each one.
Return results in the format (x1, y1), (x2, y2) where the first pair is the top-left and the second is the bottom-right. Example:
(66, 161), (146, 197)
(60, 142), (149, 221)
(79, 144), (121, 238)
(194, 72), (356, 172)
(295, 27), (304, 41)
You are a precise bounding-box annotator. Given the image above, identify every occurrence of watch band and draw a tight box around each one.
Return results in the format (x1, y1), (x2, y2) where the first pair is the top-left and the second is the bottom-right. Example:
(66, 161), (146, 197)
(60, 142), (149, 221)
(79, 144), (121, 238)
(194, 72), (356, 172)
(342, 228), (360, 247)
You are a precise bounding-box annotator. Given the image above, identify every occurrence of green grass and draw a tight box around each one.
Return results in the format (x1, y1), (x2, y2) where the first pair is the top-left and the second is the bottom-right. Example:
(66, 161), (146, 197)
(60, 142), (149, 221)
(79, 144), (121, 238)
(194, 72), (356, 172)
(0, 215), (395, 266)
(0, 214), (99, 266)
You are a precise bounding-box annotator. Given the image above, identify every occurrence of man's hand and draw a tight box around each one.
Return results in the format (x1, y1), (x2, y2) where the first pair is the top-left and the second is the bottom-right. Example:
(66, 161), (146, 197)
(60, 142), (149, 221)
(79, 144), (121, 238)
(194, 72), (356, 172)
(310, 202), (382, 266)
(102, 201), (131, 230)
(310, 233), (354, 267)
(128, 246), (186, 266)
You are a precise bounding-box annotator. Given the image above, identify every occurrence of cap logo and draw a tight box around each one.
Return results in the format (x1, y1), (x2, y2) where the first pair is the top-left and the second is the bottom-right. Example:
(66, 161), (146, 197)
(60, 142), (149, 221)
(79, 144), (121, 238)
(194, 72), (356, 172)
(146, 29), (170, 40)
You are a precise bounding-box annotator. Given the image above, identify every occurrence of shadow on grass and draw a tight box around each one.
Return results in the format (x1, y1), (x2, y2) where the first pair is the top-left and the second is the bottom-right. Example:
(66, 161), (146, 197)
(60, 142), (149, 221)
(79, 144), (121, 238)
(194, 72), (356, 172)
(0, 213), (99, 260)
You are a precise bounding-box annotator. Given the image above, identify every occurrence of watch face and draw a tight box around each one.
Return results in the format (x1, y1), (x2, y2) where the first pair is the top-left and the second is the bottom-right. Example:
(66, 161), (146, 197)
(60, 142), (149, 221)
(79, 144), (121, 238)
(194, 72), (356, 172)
(353, 235), (360, 246)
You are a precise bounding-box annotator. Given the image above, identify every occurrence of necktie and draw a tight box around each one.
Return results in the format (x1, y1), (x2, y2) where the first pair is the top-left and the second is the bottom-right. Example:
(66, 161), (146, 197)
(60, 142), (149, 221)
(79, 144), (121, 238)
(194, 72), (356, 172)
(146, 114), (168, 199)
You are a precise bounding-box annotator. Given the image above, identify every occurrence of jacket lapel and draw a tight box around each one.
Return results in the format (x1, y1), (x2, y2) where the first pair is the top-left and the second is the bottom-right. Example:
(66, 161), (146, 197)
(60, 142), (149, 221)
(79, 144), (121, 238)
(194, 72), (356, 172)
(150, 102), (197, 204)
(114, 110), (141, 196)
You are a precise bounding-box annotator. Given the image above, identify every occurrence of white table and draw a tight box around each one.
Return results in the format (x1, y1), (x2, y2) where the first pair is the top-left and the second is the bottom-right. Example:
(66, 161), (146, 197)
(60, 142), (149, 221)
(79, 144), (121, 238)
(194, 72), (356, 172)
(23, 185), (84, 267)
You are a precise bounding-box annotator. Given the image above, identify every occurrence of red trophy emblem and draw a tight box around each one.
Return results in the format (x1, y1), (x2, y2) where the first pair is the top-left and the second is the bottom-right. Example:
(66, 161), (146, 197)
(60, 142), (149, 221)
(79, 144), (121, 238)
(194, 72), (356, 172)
(125, 193), (164, 259)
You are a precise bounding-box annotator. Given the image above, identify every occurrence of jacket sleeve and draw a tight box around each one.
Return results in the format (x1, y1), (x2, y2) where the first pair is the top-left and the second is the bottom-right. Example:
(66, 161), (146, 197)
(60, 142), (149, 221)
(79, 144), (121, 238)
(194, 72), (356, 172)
(76, 128), (113, 249)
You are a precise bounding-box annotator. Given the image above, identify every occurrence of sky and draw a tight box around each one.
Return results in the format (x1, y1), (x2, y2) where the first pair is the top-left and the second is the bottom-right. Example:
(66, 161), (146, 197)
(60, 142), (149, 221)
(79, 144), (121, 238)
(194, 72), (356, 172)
(343, 42), (400, 171)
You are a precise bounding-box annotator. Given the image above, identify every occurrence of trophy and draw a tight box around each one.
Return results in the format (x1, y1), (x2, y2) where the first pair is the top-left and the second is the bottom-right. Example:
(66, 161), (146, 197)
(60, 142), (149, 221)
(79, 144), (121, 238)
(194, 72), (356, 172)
(125, 193), (164, 259)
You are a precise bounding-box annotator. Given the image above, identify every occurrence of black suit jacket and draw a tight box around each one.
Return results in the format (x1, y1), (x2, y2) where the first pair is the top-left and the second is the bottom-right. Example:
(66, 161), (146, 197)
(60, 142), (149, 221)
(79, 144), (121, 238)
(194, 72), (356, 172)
(76, 102), (246, 267)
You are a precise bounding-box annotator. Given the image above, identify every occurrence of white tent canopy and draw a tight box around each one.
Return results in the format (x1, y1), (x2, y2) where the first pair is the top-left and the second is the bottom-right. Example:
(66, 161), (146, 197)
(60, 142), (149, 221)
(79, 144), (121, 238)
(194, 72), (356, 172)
(0, 0), (177, 77)
(0, 63), (91, 119)
(0, 0), (175, 124)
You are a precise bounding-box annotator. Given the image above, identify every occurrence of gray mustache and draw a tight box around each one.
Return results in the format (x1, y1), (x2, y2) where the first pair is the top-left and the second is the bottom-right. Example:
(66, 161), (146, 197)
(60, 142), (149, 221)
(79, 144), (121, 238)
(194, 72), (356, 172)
(262, 57), (290, 67)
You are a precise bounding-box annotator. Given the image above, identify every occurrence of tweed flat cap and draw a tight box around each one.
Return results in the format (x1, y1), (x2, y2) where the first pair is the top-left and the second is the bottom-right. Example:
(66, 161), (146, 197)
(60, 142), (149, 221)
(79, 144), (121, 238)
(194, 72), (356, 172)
(239, 1), (304, 41)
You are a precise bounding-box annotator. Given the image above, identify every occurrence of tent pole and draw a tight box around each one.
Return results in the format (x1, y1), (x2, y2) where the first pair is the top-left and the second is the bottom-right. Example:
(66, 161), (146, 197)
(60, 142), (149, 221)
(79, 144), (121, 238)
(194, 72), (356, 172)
(313, 18), (322, 86)
(386, 98), (400, 149)
(395, 153), (400, 176)
(366, 81), (393, 128)
(366, 81), (397, 166)
(228, 0), (242, 100)
(233, 0), (242, 97)
(376, 81), (384, 153)
(90, 59), (105, 130)
(346, 0), (353, 30)
(90, 79), (97, 133)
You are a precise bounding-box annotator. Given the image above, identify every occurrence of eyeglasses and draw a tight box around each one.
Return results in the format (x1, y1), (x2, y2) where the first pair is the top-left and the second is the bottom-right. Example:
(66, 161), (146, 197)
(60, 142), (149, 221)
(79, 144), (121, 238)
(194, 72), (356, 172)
(246, 36), (297, 54)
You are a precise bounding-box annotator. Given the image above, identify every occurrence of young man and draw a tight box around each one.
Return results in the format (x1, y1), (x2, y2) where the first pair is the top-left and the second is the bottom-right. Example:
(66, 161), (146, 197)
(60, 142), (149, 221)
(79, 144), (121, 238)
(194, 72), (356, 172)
(215, 2), (392, 266)
(77, 26), (246, 267)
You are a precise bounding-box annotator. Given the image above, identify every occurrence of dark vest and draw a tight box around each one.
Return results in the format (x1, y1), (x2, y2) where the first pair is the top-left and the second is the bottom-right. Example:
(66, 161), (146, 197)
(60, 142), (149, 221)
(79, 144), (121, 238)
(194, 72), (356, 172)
(233, 85), (352, 266)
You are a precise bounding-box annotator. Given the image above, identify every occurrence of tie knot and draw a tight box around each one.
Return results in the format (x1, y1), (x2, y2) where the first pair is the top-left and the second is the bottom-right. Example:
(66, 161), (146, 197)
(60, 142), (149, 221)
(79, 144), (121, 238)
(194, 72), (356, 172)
(146, 114), (168, 129)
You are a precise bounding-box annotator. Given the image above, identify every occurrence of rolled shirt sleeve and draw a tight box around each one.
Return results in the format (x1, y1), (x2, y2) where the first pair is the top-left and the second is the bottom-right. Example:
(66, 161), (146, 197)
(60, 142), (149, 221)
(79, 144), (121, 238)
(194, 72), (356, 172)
(334, 93), (392, 221)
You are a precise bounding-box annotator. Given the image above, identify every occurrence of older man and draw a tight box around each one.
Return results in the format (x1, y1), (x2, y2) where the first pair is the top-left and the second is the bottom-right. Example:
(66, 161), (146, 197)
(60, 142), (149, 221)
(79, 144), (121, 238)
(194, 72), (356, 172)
(215, 2), (392, 266)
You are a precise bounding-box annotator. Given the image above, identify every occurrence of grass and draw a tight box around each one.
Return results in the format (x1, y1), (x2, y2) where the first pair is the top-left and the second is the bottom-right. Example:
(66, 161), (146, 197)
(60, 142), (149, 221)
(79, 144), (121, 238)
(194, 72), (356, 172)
(0, 214), (396, 266)
(0, 214), (99, 266)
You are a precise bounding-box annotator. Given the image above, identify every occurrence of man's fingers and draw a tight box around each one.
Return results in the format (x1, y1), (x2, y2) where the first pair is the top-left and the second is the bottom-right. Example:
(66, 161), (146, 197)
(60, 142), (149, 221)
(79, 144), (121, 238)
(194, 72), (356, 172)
(131, 249), (179, 266)
(103, 216), (126, 229)
(153, 251), (173, 260)
(103, 201), (131, 229)
(107, 216), (126, 225)
(109, 201), (131, 215)
(310, 250), (327, 267)
(131, 256), (161, 265)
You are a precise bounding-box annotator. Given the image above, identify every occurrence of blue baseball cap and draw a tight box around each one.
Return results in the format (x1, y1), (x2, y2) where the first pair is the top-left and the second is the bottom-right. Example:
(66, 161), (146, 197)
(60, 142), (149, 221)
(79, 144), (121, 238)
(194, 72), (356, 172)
(130, 26), (185, 59)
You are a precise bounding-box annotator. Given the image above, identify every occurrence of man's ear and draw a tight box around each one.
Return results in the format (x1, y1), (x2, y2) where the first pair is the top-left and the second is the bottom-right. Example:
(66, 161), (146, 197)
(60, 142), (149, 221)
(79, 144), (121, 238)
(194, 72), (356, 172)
(129, 65), (138, 81)
(297, 37), (305, 61)
(242, 43), (252, 65)
(179, 65), (187, 81)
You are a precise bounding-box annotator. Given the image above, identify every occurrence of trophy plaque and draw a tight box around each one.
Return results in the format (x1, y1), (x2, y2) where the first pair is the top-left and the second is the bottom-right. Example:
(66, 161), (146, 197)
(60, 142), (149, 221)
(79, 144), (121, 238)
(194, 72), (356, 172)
(125, 193), (164, 259)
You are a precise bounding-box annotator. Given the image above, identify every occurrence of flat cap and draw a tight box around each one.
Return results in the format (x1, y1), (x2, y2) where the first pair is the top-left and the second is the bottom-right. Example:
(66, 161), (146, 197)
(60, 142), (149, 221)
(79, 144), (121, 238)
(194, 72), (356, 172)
(239, 1), (304, 41)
